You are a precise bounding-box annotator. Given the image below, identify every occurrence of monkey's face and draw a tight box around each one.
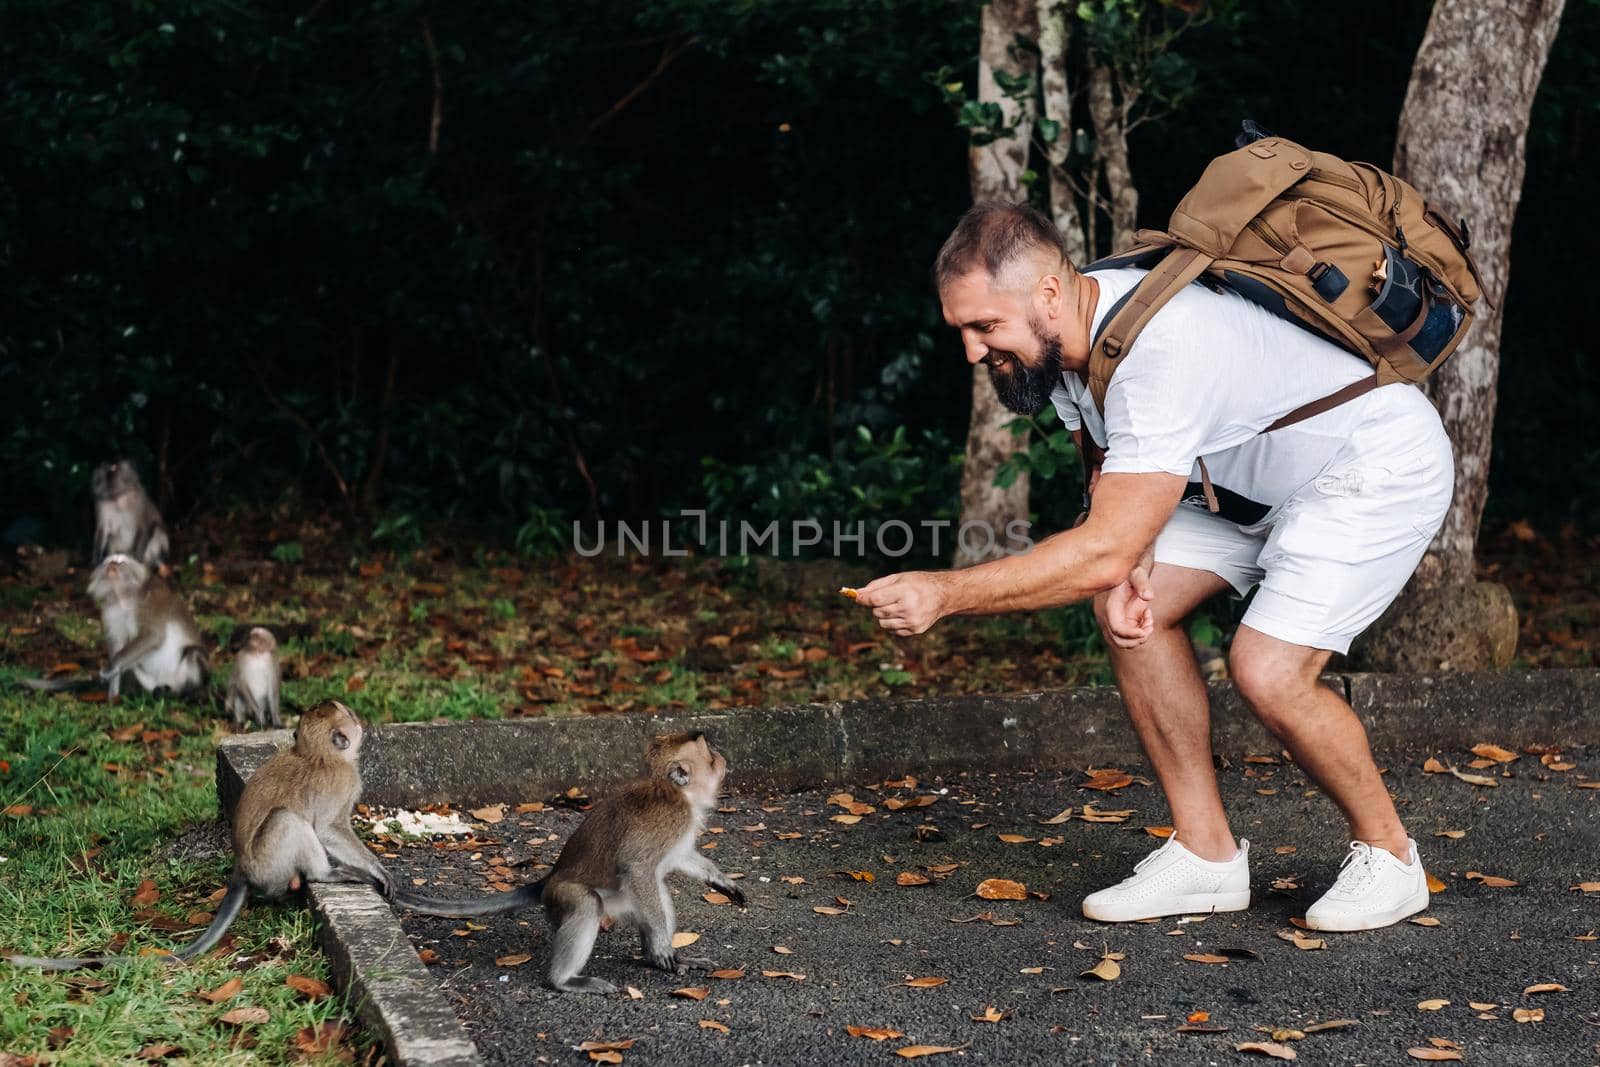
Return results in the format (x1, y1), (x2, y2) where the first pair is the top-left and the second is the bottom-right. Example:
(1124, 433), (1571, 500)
(87, 554), (148, 602)
(245, 627), (278, 654)
(653, 734), (726, 807)
(92, 460), (140, 500)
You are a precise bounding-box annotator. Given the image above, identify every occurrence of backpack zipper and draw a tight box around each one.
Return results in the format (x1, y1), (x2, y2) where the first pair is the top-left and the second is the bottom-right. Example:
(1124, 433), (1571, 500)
(1246, 217), (1292, 256)
(1304, 166), (1363, 193)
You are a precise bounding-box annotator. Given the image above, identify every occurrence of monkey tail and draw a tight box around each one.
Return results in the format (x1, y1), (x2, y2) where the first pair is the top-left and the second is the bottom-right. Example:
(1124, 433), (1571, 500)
(5, 952), (120, 971)
(173, 875), (249, 962)
(16, 675), (98, 693)
(388, 876), (547, 918)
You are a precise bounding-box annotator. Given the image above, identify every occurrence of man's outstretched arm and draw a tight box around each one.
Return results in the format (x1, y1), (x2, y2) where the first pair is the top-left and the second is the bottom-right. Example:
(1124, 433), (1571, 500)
(855, 471), (1187, 636)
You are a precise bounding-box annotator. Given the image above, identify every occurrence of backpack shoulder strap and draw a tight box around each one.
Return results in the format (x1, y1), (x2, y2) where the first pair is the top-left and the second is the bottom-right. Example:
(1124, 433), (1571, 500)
(1087, 246), (1214, 414)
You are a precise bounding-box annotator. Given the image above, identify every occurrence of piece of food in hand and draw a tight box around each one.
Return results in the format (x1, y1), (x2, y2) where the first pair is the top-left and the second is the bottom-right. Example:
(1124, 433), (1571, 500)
(838, 587), (860, 600)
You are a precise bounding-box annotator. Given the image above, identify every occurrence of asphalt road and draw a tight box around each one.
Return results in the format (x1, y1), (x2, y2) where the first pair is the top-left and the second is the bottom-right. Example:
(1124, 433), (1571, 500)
(388, 745), (1599, 1066)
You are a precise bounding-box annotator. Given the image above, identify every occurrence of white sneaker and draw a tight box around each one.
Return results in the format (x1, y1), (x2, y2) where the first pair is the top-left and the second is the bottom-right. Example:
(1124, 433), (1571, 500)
(1304, 839), (1429, 932)
(1081, 835), (1251, 922)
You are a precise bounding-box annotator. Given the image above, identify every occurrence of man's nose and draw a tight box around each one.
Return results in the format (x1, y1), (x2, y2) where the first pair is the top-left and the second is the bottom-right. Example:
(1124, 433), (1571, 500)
(963, 336), (989, 365)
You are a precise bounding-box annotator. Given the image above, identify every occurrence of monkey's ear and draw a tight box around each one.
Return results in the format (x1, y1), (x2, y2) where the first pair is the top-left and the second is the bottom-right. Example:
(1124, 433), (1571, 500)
(332, 729), (351, 751)
(668, 762), (691, 787)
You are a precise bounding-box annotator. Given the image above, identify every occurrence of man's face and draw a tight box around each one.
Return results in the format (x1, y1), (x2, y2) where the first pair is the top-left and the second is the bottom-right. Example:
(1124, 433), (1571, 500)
(940, 270), (1066, 415)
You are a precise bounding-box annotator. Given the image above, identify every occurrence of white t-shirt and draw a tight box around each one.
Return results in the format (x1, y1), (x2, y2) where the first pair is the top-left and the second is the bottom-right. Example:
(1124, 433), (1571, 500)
(1049, 267), (1445, 528)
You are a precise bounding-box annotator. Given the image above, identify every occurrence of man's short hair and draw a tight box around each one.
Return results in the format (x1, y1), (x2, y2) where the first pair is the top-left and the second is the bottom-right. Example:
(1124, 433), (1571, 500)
(932, 202), (1072, 292)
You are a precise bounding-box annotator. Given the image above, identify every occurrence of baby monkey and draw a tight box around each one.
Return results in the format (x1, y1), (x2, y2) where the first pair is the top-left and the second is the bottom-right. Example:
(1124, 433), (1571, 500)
(7, 700), (391, 970)
(92, 459), (169, 569)
(396, 732), (745, 994)
(226, 627), (283, 728)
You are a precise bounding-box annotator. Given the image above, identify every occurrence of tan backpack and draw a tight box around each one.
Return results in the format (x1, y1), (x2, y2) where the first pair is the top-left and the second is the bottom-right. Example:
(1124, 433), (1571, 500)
(1083, 124), (1487, 510)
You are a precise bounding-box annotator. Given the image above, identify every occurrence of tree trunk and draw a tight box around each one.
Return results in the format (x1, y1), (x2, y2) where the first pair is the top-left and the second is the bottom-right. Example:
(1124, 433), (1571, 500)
(1087, 63), (1137, 252)
(1352, 0), (1564, 672)
(957, 0), (1039, 566)
(1037, 1), (1088, 264)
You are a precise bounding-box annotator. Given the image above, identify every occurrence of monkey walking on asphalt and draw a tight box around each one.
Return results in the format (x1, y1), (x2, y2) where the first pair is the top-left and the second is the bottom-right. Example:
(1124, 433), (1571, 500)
(393, 732), (747, 994)
(92, 459), (169, 569)
(7, 701), (391, 969)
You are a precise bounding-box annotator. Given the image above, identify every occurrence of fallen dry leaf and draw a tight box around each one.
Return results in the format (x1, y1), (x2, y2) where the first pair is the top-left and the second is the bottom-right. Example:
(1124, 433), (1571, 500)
(830, 814), (863, 825)
(469, 805), (504, 823)
(1184, 954), (1230, 965)
(494, 954), (532, 967)
(1471, 743), (1518, 763)
(217, 1006), (270, 1026)
(1302, 1019), (1357, 1033)
(698, 1019), (730, 1034)
(1041, 807), (1074, 825)
(905, 976), (948, 988)
(1512, 1007), (1545, 1024)
(709, 969), (744, 980)
(1426, 873), (1447, 893)
(771, 945), (793, 955)
(1433, 830), (1465, 839)
(417, 948), (440, 964)
(1081, 770), (1135, 791)
(129, 880), (160, 908)
(1291, 935), (1325, 951)
(196, 977), (242, 1003)
(996, 833), (1033, 844)
(292, 1022), (346, 1056)
(1235, 1041), (1296, 1060)
(1410, 916), (1441, 927)
(1416, 999), (1449, 1011)
(1448, 766), (1499, 788)
(974, 878), (1026, 901)
(579, 1041), (636, 1053)
(671, 932), (700, 948)
(1145, 825), (1175, 838)
(1406, 1050), (1462, 1062)
(1468, 1001), (1497, 1011)
(971, 1005), (1008, 1023)
(895, 1043), (970, 1060)
(135, 1044), (182, 1060)
(587, 1053), (622, 1065)
(1081, 958), (1121, 981)
(1569, 882), (1600, 893)
(761, 971), (805, 980)
(813, 906), (847, 916)
(671, 987), (710, 1001)
(1079, 804), (1135, 822)
(703, 892), (732, 905)
(846, 1026), (905, 1041)
(1422, 757), (1449, 774)
(896, 872), (930, 886)
(1522, 982), (1566, 995)
(1464, 871), (1518, 887)
(284, 974), (331, 999)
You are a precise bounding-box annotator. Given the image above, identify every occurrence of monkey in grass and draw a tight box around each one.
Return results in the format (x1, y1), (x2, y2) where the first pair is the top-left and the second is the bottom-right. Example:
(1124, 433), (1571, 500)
(394, 732), (747, 994)
(226, 627), (282, 728)
(6, 700), (392, 970)
(92, 459), (169, 569)
(18, 554), (207, 699)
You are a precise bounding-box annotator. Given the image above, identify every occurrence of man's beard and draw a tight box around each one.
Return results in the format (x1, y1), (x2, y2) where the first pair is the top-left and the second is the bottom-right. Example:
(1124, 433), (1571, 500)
(986, 328), (1066, 415)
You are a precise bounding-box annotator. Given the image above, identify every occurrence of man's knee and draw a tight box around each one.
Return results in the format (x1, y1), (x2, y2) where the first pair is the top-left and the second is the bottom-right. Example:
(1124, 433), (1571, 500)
(1231, 644), (1322, 726)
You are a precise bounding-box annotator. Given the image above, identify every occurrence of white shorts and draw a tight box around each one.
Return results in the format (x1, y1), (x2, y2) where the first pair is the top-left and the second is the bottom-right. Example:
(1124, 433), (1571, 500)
(1152, 412), (1454, 654)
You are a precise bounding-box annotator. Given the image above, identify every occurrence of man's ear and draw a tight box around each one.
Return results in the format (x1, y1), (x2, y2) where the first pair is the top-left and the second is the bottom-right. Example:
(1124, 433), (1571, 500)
(1036, 270), (1066, 320)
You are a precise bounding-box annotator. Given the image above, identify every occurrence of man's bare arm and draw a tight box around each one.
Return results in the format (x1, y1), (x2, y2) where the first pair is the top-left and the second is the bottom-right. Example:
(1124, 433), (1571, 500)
(937, 471), (1186, 616)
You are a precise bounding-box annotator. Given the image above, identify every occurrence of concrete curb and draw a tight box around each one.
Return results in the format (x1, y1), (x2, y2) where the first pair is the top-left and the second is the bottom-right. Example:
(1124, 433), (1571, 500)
(218, 669), (1600, 811)
(214, 667), (1600, 1066)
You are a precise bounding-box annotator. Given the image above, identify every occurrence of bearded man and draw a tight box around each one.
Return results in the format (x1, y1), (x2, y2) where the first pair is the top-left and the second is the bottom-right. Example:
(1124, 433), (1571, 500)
(855, 202), (1452, 931)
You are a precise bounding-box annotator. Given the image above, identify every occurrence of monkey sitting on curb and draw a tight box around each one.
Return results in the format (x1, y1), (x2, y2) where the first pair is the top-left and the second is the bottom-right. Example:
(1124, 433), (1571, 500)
(7, 700), (391, 970)
(394, 733), (747, 994)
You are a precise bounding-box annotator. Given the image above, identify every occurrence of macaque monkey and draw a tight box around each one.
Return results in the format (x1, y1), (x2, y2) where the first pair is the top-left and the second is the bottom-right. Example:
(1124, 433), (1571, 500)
(226, 627), (282, 728)
(18, 554), (207, 698)
(398, 733), (746, 994)
(7, 701), (391, 970)
(92, 459), (169, 569)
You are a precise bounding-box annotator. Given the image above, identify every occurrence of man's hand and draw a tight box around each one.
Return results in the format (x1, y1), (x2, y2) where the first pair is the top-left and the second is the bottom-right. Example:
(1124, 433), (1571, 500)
(855, 572), (947, 637)
(1103, 564), (1154, 649)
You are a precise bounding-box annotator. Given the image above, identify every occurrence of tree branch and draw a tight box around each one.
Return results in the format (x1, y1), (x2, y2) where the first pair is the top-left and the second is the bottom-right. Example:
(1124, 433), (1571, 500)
(419, 16), (443, 154)
(588, 36), (697, 136)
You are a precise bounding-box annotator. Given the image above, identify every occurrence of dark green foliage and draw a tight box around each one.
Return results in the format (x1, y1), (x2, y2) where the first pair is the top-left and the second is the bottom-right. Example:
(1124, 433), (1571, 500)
(0, 0), (1592, 544)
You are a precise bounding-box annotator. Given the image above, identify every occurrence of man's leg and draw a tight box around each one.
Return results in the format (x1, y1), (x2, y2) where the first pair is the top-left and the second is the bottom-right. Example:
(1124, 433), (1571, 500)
(1094, 563), (1238, 862)
(1228, 625), (1408, 858)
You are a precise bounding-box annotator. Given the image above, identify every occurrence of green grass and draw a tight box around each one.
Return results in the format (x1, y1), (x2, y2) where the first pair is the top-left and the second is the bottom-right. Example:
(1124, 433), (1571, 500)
(0, 682), (359, 1063)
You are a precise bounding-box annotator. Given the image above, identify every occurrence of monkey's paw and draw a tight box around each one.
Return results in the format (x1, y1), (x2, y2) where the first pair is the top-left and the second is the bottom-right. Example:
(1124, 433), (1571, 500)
(715, 883), (748, 908)
(677, 955), (717, 972)
(646, 949), (683, 974)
